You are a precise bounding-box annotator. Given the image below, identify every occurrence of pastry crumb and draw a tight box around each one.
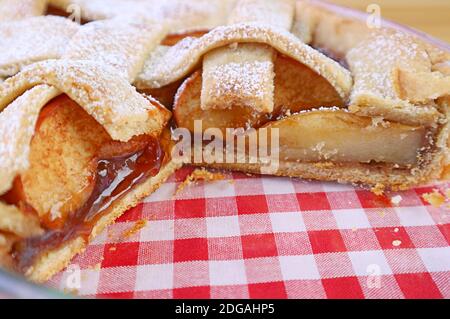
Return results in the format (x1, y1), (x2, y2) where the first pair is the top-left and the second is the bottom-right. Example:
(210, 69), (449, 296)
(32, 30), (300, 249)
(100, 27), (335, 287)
(109, 246), (117, 252)
(378, 210), (387, 218)
(371, 116), (385, 127)
(390, 195), (403, 206)
(392, 240), (402, 247)
(371, 183), (385, 196)
(176, 168), (225, 194)
(89, 262), (102, 271)
(122, 219), (147, 238)
(422, 190), (445, 208)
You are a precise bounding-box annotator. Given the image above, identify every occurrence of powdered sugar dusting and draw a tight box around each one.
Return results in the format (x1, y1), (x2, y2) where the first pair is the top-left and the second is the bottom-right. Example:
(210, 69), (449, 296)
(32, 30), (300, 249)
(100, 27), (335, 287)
(64, 18), (167, 82)
(346, 28), (443, 125)
(0, 16), (79, 77)
(348, 29), (431, 102)
(0, 0), (46, 22)
(203, 61), (273, 110)
(229, 0), (295, 30)
(48, 0), (232, 33)
(212, 61), (271, 100)
(0, 60), (169, 142)
(135, 22), (353, 100)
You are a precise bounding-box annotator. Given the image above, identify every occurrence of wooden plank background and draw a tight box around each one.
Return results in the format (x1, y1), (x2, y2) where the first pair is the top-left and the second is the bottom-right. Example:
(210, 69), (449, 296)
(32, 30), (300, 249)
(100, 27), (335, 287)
(329, 0), (450, 43)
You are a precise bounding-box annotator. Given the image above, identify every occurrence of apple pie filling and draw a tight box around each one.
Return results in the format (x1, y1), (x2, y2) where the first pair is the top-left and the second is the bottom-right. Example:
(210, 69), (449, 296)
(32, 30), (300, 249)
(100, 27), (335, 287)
(0, 95), (165, 273)
(174, 54), (433, 169)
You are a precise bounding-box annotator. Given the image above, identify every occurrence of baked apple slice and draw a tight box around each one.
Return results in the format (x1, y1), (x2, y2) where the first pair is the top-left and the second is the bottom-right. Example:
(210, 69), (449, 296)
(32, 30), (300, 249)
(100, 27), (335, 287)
(258, 110), (428, 166)
(21, 96), (110, 229)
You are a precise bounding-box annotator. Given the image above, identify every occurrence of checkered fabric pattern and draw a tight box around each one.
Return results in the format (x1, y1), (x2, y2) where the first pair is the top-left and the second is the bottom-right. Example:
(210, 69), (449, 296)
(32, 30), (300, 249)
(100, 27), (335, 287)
(48, 167), (450, 299)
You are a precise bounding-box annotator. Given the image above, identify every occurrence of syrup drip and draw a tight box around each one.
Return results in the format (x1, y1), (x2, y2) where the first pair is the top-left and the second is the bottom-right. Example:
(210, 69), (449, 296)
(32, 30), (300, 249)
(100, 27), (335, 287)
(13, 137), (163, 272)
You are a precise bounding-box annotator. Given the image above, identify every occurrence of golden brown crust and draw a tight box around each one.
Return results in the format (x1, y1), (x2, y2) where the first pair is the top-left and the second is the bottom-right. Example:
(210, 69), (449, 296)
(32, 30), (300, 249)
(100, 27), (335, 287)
(0, 8), (176, 281)
(294, 0), (450, 64)
(230, 0), (295, 29)
(0, 0), (448, 283)
(201, 43), (277, 113)
(397, 69), (450, 103)
(0, 60), (171, 197)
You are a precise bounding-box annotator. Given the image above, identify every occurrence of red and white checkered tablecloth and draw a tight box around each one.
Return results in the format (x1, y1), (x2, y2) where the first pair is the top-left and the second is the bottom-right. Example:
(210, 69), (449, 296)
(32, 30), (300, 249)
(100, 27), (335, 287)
(47, 167), (450, 299)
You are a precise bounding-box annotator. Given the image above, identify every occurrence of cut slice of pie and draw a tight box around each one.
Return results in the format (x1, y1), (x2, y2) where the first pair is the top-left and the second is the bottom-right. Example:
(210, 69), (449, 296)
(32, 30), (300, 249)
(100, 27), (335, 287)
(0, 17), (180, 282)
(0, 60), (180, 283)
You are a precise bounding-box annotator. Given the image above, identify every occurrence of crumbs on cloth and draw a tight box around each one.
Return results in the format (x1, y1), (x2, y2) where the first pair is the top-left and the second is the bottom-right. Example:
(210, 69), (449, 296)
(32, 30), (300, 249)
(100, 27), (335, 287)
(175, 168), (225, 195)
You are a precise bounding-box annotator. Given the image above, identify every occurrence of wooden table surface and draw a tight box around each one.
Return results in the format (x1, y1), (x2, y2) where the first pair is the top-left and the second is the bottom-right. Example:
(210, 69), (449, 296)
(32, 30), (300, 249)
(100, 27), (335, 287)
(329, 0), (450, 43)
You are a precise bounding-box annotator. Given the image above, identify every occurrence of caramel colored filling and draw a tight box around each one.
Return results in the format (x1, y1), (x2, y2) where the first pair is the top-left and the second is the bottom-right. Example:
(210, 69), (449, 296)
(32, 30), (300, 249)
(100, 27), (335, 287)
(14, 137), (162, 272)
(1, 95), (164, 272)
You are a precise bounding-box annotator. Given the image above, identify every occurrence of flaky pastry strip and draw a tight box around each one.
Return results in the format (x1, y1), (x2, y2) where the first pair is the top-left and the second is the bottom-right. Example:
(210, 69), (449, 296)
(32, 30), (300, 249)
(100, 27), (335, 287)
(48, 0), (233, 33)
(228, 0), (295, 29)
(293, 0), (370, 57)
(0, 16), (79, 78)
(397, 70), (450, 103)
(201, 0), (295, 113)
(0, 0), (46, 22)
(201, 43), (276, 112)
(0, 60), (170, 143)
(347, 29), (443, 126)
(64, 18), (168, 82)
(135, 23), (353, 101)
(48, 0), (144, 21)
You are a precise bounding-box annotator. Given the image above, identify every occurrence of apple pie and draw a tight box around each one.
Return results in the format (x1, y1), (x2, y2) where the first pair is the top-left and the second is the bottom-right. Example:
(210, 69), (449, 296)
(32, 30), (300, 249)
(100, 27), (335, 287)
(0, 0), (449, 283)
